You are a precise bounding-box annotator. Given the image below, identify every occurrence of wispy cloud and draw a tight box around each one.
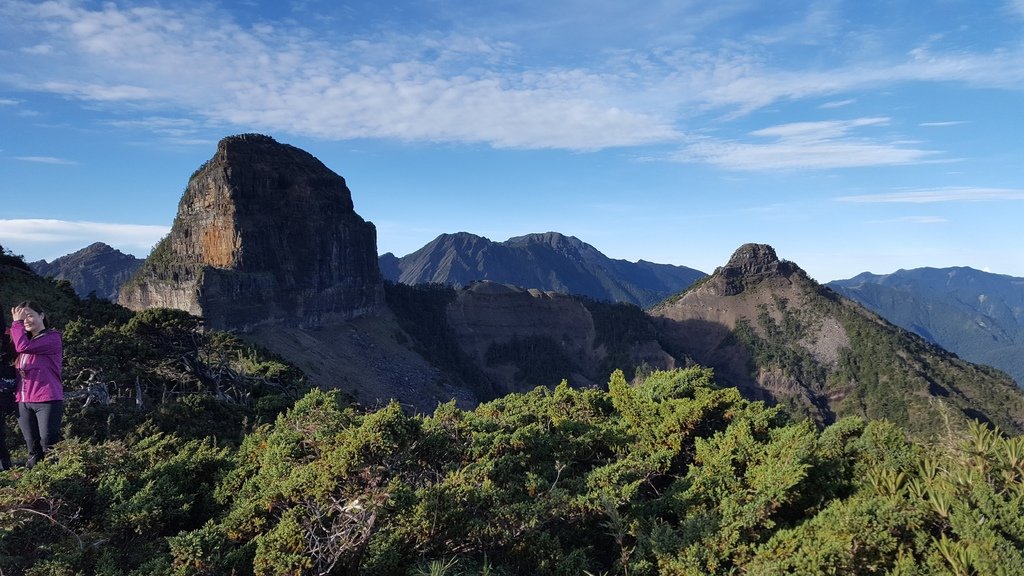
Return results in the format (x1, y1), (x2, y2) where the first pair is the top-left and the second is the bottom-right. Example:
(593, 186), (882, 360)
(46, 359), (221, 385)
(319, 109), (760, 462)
(819, 98), (856, 109)
(865, 216), (948, 224)
(0, 2), (677, 150)
(103, 116), (215, 143)
(1, 1), (1023, 151)
(0, 98), (18, 106)
(676, 118), (939, 170)
(1010, 0), (1024, 18)
(837, 187), (1024, 203)
(37, 81), (153, 101)
(13, 156), (77, 165)
(21, 44), (54, 55)
(0, 220), (169, 258)
(919, 121), (967, 127)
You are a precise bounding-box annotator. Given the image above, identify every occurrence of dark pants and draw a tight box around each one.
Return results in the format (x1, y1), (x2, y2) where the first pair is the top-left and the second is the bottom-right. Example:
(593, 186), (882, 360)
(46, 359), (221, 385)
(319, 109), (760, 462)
(18, 401), (63, 468)
(0, 385), (12, 469)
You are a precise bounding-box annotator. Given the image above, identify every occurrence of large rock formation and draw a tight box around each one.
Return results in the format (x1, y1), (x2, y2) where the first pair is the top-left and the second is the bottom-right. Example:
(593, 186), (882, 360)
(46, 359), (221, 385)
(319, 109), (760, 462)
(120, 134), (383, 330)
(30, 242), (143, 301)
(650, 243), (1024, 435)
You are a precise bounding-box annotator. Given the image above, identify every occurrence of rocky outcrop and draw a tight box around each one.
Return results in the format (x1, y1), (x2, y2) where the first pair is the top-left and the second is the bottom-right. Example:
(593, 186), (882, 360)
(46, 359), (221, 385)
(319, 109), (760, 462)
(445, 281), (600, 394)
(119, 134), (383, 330)
(30, 242), (143, 301)
(710, 243), (803, 296)
(650, 243), (1024, 435)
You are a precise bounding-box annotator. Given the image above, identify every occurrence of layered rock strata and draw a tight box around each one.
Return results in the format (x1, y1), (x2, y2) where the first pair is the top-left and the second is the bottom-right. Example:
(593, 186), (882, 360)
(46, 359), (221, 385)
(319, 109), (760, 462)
(120, 134), (383, 330)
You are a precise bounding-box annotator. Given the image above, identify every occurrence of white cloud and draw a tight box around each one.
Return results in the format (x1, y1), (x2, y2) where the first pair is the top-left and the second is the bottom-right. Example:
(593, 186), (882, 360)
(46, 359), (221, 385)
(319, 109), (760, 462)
(0, 219), (169, 261)
(21, 44), (54, 55)
(865, 216), (948, 224)
(1, 1), (1023, 151)
(919, 121), (967, 127)
(1010, 0), (1024, 18)
(14, 156), (77, 165)
(675, 118), (939, 170)
(837, 187), (1024, 203)
(37, 81), (152, 101)
(104, 116), (210, 140)
(1, 1), (677, 150)
(819, 98), (856, 109)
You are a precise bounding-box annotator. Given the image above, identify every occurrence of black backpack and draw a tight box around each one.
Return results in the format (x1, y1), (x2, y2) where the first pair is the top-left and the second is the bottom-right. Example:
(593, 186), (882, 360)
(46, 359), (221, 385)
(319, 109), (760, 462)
(1, 333), (16, 414)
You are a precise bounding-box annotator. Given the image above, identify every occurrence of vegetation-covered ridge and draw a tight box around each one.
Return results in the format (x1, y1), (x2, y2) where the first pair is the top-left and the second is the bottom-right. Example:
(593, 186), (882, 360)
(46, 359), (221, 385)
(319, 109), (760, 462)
(3, 367), (1024, 574)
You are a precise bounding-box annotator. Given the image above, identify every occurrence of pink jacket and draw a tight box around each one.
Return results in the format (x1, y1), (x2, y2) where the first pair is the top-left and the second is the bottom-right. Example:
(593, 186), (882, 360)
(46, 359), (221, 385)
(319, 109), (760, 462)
(9, 322), (64, 403)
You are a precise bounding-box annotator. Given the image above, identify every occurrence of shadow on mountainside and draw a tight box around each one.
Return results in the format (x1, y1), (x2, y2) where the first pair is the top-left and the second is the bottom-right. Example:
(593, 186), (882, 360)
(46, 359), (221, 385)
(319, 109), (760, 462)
(655, 317), (770, 402)
(243, 308), (477, 414)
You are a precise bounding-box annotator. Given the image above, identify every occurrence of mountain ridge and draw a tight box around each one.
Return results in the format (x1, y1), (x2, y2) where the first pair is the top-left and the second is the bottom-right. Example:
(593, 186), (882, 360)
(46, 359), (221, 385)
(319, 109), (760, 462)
(29, 136), (1024, 437)
(828, 266), (1024, 386)
(382, 230), (705, 308)
(649, 243), (1024, 435)
(29, 242), (143, 301)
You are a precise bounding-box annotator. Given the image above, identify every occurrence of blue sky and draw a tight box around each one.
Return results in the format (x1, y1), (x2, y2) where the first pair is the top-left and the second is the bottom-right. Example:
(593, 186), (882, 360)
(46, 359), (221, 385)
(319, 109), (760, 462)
(2, 0), (1023, 282)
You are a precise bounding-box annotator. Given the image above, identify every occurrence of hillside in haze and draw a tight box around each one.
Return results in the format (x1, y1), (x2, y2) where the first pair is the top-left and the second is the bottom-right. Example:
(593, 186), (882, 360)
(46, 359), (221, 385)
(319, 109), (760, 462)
(828, 267), (1024, 387)
(29, 242), (143, 301)
(380, 231), (705, 308)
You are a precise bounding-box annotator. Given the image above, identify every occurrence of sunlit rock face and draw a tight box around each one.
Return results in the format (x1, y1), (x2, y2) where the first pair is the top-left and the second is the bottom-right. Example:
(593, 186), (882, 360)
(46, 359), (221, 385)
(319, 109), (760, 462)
(120, 134), (383, 330)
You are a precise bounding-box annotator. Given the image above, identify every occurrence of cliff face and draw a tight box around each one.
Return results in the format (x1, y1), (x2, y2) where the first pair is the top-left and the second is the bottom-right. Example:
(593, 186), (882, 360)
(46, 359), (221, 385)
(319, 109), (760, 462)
(119, 134), (383, 330)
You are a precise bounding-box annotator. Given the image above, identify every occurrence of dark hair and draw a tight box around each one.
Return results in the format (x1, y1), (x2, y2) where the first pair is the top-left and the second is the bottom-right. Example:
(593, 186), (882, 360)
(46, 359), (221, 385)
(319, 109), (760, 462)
(16, 301), (45, 315)
(15, 301), (47, 328)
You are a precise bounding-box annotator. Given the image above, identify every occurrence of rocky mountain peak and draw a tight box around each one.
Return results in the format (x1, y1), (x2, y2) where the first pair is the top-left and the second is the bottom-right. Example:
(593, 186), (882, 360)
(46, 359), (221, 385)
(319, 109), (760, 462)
(119, 134), (383, 330)
(651, 243), (1024, 434)
(30, 242), (142, 301)
(711, 243), (803, 295)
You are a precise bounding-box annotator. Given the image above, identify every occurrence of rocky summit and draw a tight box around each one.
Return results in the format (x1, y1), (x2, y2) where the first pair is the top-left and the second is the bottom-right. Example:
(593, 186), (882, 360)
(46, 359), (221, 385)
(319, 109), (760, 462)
(30, 242), (143, 301)
(119, 134), (383, 330)
(650, 243), (1024, 435)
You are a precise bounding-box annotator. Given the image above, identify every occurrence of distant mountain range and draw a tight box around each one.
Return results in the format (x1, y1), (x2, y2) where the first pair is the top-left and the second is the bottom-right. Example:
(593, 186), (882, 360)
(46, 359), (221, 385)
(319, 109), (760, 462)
(380, 231), (706, 308)
(828, 268), (1024, 387)
(29, 237), (1024, 393)
(29, 242), (143, 301)
(11, 232), (1024, 435)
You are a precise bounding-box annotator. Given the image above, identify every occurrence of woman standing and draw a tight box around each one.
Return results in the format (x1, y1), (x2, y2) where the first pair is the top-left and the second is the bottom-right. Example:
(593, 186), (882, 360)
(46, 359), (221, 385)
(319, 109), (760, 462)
(9, 301), (63, 468)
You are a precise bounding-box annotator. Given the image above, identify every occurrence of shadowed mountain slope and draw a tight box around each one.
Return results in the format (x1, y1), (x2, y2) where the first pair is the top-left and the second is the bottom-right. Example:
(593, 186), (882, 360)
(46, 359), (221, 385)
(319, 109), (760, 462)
(30, 242), (143, 301)
(828, 267), (1024, 387)
(381, 231), (705, 308)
